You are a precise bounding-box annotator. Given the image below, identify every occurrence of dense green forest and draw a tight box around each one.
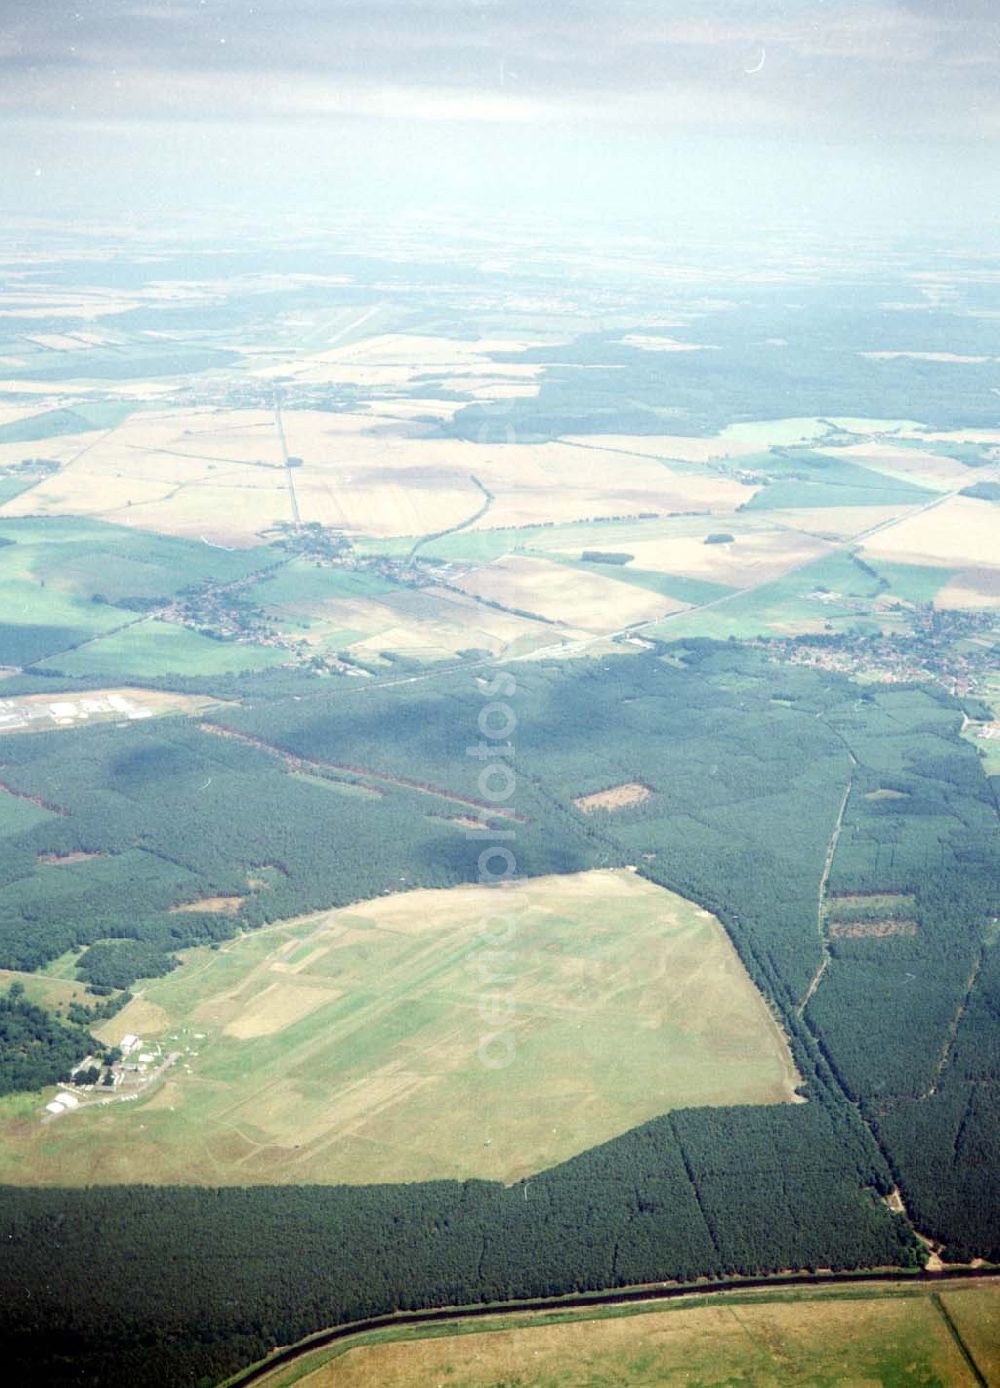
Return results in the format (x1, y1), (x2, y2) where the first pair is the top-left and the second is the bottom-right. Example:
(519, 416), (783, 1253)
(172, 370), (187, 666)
(0, 640), (995, 1383)
(443, 291), (1000, 439)
(0, 985), (96, 1096)
(0, 1103), (918, 1387)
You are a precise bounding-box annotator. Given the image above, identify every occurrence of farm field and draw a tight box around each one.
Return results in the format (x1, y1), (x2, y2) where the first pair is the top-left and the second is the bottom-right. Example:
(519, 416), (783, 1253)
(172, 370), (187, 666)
(37, 617), (286, 678)
(0, 403), (750, 545)
(1, 387), (996, 663)
(0, 515), (272, 668)
(0, 870), (801, 1187)
(465, 514), (835, 588)
(250, 560), (563, 660)
(939, 1286), (1000, 1385)
(761, 502), (921, 539)
(936, 568), (1000, 610)
(562, 417), (838, 462)
(645, 549), (910, 641)
(449, 554), (685, 630)
(860, 494), (999, 568)
(818, 441), (978, 492)
(266, 1282), (998, 1388)
(397, 515), (874, 637)
(247, 329), (555, 395)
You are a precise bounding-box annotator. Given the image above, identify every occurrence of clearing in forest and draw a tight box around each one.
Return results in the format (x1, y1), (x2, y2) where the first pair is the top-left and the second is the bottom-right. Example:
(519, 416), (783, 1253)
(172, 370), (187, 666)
(0, 687), (219, 734)
(573, 782), (652, 813)
(828, 919), (918, 938)
(0, 870), (800, 1187)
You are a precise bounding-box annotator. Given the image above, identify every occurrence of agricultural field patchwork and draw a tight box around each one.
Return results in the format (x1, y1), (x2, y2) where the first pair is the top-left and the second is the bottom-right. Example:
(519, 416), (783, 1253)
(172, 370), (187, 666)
(0, 390), (995, 662)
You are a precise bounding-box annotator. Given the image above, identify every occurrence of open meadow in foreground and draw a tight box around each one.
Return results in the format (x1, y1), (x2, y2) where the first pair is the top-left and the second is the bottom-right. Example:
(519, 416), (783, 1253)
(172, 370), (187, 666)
(262, 1281), (1000, 1388)
(0, 869), (800, 1186)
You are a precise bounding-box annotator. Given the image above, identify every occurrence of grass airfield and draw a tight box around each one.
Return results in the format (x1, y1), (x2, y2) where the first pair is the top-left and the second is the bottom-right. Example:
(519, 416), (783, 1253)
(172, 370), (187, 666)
(0, 870), (800, 1187)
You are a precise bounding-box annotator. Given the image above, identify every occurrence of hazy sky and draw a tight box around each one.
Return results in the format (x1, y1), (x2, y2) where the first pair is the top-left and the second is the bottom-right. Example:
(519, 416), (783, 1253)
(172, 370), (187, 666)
(2, 1), (997, 236)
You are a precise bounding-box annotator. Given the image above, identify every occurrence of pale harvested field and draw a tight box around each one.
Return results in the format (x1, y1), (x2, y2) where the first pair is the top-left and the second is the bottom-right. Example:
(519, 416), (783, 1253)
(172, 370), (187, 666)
(0, 429), (105, 473)
(830, 416), (928, 434)
(0, 406), (299, 541)
(3, 406), (749, 542)
(38, 850), (105, 865)
(102, 997), (170, 1036)
(118, 484), (293, 546)
(286, 1285), (989, 1388)
(472, 457), (750, 531)
(936, 567), (1000, 609)
(269, 585), (569, 661)
(25, 333), (111, 352)
(0, 380), (110, 396)
(288, 424), (747, 535)
(0, 402), (65, 428)
(0, 293), (146, 320)
(291, 474), (478, 542)
(817, 442), (973, 491)
(574, 782), (652, 812)
(560, 529), (834, 586)
(861, 495), (1000, 568)
(249, 332), (553, 393)
(438, 376), (542, 401)
(362, 396), (465, 421)
(564, 417), (833, 463)
(618, 333), (716, 352)
(0, 870), (801, 1186)
(763, 504), (919, 539)
(452, 555), (685, 630)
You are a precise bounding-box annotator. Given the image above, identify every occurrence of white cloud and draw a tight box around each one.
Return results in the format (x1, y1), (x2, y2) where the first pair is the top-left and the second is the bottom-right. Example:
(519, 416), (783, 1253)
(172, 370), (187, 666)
(0, 1), (996, 144)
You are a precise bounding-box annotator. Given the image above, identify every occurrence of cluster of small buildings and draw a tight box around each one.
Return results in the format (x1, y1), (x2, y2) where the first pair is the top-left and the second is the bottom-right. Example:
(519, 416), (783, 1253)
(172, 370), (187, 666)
(116, 1034), (161, 1078)
(41, 1033), (164, 1121)
(767, 607), (998, 700)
